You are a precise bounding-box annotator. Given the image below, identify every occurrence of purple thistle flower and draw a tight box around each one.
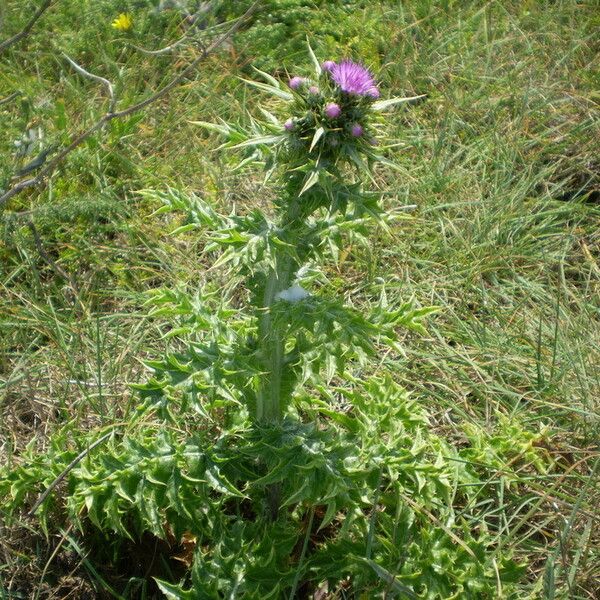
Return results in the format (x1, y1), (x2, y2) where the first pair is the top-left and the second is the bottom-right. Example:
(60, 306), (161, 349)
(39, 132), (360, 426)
(309, 85), (320, 95)
(288, 76), (305, 90)
(351, 123), (364, 137)
(321, 60), (336, 72)
(284, 118), (294, 131)
(329, 60), (379, 97)
(324, 102), (341, 119)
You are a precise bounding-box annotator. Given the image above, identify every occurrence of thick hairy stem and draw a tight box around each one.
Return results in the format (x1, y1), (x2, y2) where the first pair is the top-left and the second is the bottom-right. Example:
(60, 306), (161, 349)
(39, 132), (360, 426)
(255, 257), (293, 422)
(255, 200), (301, 422)
(256, 256), (294, 520)
(255, 251), (294, 521)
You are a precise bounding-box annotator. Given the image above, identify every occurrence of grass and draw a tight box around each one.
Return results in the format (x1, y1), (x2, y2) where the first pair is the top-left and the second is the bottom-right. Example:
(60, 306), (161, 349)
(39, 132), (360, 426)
(1, 0), (599, 598)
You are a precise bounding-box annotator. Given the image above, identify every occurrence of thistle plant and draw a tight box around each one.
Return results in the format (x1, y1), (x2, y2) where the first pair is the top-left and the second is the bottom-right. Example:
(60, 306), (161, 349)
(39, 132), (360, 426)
(188, 47), (430, 426)
(1, 47), (528, 598)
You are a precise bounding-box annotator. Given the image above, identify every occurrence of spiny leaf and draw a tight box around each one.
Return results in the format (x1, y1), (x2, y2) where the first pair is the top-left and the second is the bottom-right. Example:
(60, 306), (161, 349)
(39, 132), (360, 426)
(299, 170), (320, 196)
(309, 127), (325, 153)
(372, 94), (427, 111)
(306, 38), (322, 76)
(188, 120), (231, 135)
(229, 135), (284, 149)
(251, 66), (282, 89)
(154, 579), (194, 599)
(239, 78), (293, 100)
(362, 558), (418, 598)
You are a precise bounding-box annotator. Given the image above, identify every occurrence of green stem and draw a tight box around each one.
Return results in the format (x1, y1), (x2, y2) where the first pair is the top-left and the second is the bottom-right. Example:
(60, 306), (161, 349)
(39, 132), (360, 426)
(255, 256), (293, 422)
(255, 199), (301, 422)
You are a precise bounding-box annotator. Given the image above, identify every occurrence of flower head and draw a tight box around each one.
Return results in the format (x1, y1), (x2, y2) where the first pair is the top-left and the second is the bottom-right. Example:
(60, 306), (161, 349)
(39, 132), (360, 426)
(329, 60), (379, 97)
(111, 13), (133, 31)
(321, 60), (336, 72)
(284, 118), (295, 131)
(308, 86), (320, 95)
(288, 76), (305, 90)
(324, 103), (341, 119)
(351, 123), (364, 137)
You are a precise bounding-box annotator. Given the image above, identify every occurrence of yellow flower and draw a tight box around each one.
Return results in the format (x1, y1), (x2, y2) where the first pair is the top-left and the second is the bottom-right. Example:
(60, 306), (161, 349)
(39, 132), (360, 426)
(111, 13), (133, 31)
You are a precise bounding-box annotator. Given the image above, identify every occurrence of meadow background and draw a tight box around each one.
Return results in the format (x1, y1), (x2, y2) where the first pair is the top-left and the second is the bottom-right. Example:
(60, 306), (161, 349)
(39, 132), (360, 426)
(0, 0), (599, 598)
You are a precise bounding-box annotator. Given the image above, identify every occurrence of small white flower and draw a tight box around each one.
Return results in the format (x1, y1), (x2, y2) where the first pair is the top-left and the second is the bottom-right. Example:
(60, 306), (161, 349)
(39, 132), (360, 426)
(275, 284), (310, 303)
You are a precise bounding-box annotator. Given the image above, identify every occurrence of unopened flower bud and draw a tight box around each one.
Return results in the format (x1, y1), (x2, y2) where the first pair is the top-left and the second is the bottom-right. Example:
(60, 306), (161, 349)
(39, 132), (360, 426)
(321, 60), (336, 72)
(351, 123), (364, 137)
(284, 118), (295, 131)
(324, 102), (341, 119)
(288, 76), (304, 90)
(309, 86), (320, 95)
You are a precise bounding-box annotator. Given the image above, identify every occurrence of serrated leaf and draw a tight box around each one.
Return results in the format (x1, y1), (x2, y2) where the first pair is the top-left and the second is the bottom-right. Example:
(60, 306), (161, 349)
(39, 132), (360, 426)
(188, 120), (231, 135)
(239, 78), (293, 100)
(299, 170), (320, 196)
(233, 153), (263, 171)
(306, 38), (322, 76)
(170, 223), (198, 236)
(251, 66), (282, 88)
(282, 478), (310, 506)
(230, 135), (284, 149)
(369, 153), (403, 171)
(115, 477), (137, 503)
(258, 107), (281, 126)
(372, 94), (426, 111)
(154, 579), (194, 599)
(317, 407), (359, 433)
(362, 559), (418, 598)
(318, 501), (337, 531)
(346, 145), (376, 183)
(309, 127), (325, 153)
(205, 463), (244, 497)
